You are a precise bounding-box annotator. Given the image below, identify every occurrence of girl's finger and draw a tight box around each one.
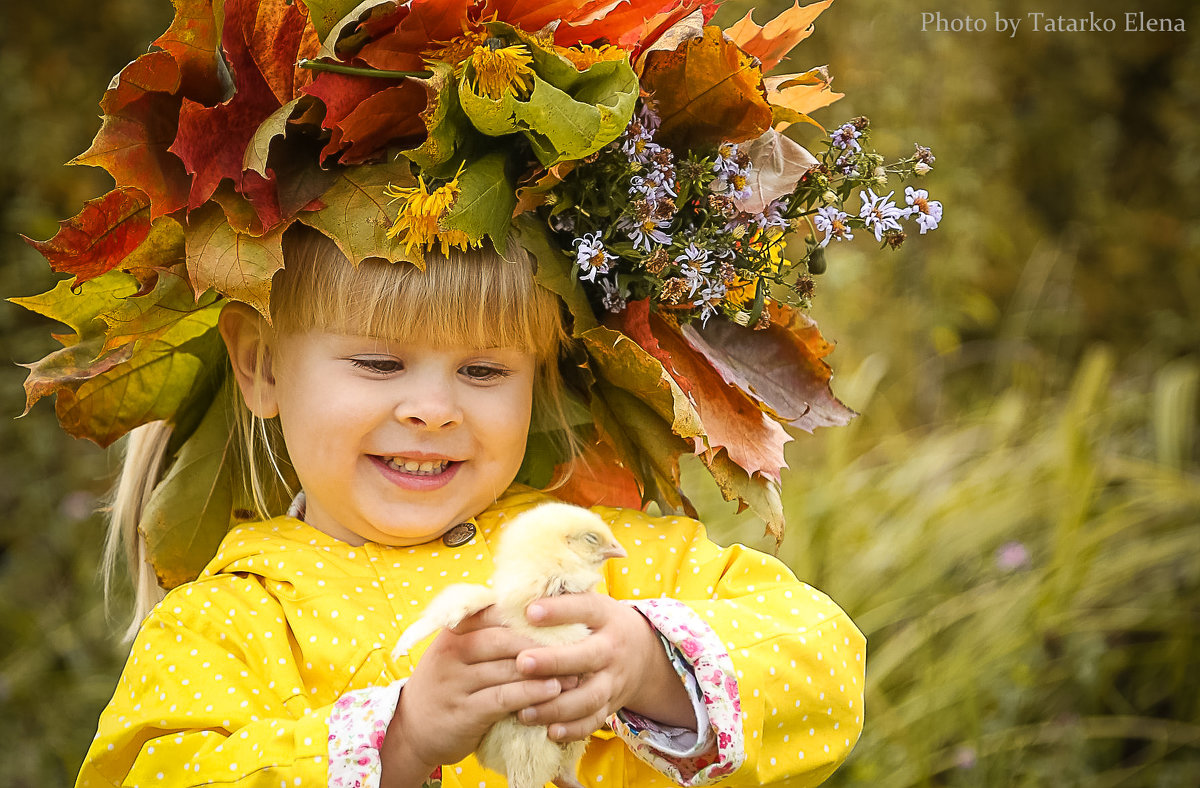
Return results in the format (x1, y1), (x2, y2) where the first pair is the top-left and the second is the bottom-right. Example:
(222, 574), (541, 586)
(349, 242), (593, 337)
(475, 677), (564, 717)
(525, 592), (608, 628)
(456, 657), (533, 694)
(517, 676), (612, 730)
(545, 709), (611, 743)
(449, 626), (543, 665)
(515, 636), (612, 678)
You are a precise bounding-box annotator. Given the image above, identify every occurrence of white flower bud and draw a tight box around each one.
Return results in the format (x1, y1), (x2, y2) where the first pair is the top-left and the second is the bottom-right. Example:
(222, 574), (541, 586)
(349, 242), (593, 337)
(915, 161), (932, 175)
(821, 190), (838, 206)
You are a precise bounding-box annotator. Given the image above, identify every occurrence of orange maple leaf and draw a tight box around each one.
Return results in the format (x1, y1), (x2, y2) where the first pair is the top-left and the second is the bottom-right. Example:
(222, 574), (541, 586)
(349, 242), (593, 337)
(725, 0), (835, 73)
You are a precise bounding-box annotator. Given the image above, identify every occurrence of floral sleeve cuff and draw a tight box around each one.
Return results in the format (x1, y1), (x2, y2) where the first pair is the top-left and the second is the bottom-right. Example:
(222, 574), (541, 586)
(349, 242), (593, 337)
(609, 598), (745, 784)
(327, 681), (405, 788)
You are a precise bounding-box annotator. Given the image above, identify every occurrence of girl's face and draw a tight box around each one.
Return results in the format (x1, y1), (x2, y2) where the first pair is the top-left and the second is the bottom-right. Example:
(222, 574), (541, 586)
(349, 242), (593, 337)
(268, 330), (536, 546)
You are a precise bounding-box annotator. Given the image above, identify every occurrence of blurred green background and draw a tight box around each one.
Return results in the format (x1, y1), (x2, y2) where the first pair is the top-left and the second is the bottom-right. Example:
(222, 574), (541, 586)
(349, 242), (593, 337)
(1, 0), (1197, 785)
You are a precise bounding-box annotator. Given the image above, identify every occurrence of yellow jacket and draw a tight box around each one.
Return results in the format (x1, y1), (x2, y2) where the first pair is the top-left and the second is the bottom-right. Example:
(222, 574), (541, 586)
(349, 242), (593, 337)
(77, 486), (864, 787)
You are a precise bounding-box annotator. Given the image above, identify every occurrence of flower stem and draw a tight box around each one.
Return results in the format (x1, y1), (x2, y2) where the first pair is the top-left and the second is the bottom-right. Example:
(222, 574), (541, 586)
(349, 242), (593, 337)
(297, 59), (432, 80)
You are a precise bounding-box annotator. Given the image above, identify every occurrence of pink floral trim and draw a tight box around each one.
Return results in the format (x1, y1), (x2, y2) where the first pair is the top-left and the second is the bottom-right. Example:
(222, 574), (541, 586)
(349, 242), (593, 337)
(327, 682), (403, 788)
(614, 598), (745, 784)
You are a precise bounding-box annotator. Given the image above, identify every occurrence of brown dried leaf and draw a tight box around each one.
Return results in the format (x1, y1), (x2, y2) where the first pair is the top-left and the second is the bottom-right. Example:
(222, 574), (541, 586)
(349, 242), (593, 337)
(640, 26), (773, 150)
(185, 202), (286, 317)
(733, 129), (818, 214)
(681, 302), (856, 432)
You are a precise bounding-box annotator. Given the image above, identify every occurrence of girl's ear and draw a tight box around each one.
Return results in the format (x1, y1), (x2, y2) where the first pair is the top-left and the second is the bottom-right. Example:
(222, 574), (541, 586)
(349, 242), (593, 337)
(218, 302), (280, 418)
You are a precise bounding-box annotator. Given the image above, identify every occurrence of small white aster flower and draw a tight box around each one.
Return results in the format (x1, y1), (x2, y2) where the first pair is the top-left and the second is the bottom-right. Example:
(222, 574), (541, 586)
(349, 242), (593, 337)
(572, 232), (611, 282)
(859, 188), (905, 242)
(617, 213), (672, 252)
(598, 276), (627, 314)
(813, 206), (853, 247)
(904, 186), (943, 233)
(693, 280), (727, 326)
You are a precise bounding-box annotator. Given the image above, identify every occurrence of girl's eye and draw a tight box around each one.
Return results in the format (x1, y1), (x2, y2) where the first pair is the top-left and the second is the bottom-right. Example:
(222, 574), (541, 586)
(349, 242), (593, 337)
(349, 357), (403, 374)
(461, 364), (512, 382)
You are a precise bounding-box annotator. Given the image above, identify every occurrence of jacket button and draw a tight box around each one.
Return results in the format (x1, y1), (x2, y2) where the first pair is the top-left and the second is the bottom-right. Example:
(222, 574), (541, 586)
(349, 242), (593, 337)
(442, 522), (476, 547)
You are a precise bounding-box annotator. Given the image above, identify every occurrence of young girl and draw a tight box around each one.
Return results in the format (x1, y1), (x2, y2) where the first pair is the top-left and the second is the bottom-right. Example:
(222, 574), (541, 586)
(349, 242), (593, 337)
(74, 228), (866, 787)
(9, 0), (938, 783)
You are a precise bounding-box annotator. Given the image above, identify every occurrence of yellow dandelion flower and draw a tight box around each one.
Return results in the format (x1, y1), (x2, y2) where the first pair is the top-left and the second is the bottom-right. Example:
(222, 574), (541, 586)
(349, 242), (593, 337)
(384, 168), (473, 256)
(725, 277), (759, 309)
(426, 26), (489, 67)
(555, 43), (626, 71)
(465, 43), (535, 100)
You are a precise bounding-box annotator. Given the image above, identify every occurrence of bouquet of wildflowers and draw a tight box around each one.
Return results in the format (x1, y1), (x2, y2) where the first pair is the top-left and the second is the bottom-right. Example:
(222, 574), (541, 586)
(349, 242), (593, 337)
(552, 110), (942, 328)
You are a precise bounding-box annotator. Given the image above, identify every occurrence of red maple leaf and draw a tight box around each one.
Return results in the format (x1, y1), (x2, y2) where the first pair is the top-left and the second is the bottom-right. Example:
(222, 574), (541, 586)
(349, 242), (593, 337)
(303, 71), (428, 164)
(23, 188), (152, 285)
(356, 0), (475, 70)
(550, 442), (645, 510)
(559, 0), (715, 50)
(151, 0), (225, 105)
(170, 0), (310, 229)
(73, 51), (190, 219)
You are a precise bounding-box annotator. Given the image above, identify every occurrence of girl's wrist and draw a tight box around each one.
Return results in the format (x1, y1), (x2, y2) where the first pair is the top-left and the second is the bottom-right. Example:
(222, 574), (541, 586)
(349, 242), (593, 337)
(621, 607), (698, 730)
(379, 734), (439, 788)
(379, 693), (440, 788)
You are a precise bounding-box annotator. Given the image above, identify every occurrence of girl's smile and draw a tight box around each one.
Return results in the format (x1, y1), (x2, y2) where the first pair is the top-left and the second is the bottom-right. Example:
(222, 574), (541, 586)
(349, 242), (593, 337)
(261, 329), (537, 546)
(370, 455), (461, 488)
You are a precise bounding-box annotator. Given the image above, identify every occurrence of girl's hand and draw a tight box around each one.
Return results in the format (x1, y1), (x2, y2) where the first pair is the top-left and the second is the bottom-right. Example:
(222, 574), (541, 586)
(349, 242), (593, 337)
(512, 593), (698, 742)
(381, 607), (564, 784)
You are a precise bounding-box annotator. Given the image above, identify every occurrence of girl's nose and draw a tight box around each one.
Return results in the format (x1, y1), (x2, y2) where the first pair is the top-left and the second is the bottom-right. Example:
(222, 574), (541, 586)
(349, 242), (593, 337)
(394, 381), (463, 430)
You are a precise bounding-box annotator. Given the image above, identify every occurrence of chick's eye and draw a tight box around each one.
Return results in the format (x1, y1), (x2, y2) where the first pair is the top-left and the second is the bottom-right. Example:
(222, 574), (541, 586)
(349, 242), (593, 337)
(461, 364), (512, 382)
(349, 357), (403, 374)
(584, 532), (601, 546)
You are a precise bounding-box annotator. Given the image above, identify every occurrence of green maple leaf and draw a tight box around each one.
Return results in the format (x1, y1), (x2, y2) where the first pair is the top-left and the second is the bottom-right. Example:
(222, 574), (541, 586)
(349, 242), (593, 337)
(442, 151), (516, 248)
(515, 216), (598, 335)
(10, 271), (140, 346)
(55, 303), (223, 448)
(297, 160), (423, 266)
(301, 0), (376, 41)
(99, 266), (222, 353)
(457, 23), (638, 167)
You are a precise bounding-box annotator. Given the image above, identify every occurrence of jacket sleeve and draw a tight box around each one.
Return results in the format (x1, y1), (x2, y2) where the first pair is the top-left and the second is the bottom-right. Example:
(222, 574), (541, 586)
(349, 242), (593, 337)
(597, 508), (866, 787)
(75, 575), (407, 788)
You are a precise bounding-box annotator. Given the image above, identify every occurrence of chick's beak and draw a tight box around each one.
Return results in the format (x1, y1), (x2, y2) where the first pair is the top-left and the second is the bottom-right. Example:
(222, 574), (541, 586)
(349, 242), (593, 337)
(601, 542), (627, 561)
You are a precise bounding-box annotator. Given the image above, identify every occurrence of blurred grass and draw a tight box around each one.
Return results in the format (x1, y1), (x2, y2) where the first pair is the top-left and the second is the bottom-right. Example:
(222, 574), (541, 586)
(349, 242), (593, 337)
(2, 0), (1198, 785)
(696, 346), (1200, 784)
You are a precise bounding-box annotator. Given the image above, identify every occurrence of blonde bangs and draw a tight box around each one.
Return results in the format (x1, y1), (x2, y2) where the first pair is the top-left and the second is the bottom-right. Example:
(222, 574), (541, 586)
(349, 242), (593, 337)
(270, 227), (565, 363)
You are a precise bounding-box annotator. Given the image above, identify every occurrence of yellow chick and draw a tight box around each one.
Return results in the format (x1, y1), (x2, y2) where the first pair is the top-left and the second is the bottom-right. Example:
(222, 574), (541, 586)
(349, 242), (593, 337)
(394, 502), (627, 788)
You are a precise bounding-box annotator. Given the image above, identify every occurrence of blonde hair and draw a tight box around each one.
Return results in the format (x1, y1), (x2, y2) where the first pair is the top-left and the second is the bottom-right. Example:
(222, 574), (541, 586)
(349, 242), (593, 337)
(106, 227), (577, 636)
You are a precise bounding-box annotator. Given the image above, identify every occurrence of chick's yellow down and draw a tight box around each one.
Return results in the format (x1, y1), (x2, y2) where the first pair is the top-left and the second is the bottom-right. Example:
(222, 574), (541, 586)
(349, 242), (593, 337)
(394, 503), (627, 788)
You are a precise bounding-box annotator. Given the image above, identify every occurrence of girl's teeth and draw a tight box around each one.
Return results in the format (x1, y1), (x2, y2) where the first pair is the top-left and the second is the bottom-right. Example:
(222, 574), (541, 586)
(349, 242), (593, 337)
(385, 457), (449, 475)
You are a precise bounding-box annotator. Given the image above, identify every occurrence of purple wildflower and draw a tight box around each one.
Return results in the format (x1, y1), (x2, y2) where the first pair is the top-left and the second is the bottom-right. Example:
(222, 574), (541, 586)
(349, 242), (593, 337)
(831, 122), (862, 152)
(995, 541), (1030, 571)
